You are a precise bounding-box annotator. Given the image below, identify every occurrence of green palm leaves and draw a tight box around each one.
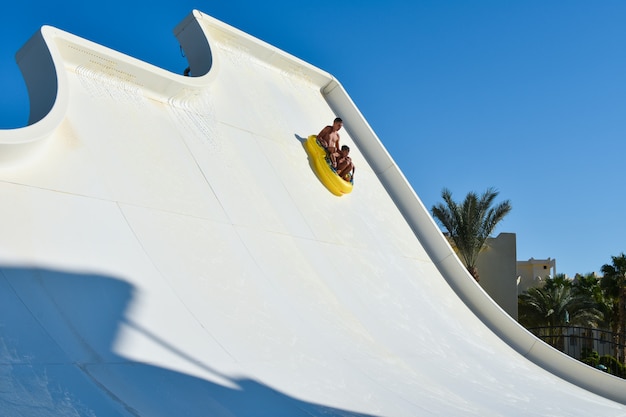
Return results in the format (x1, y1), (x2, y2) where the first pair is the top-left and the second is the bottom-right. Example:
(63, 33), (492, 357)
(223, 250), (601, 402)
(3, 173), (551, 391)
(600, 254), (626, 362)
(431, 187), (512, 282)
(519, 276), (603, 329)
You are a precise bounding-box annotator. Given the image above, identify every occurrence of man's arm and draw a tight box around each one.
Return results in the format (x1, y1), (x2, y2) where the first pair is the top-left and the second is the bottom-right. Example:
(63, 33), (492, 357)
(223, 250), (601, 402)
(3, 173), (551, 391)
(317, 126), (332, 143)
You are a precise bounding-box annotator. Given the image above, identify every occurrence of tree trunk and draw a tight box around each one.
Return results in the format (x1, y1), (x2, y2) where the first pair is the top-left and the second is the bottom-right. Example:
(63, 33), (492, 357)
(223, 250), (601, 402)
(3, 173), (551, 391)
(616, 286), (626, 364)
(468, 265), (480, 283)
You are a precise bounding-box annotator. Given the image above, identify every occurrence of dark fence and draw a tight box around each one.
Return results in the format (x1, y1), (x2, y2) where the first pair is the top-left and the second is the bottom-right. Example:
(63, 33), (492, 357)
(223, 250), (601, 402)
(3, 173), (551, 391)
(527, 326), (626, 377)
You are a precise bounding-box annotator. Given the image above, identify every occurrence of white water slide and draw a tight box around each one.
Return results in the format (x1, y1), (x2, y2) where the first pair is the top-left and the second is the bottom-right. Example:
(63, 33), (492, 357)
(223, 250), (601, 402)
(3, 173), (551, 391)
(0, 10), (625, 417)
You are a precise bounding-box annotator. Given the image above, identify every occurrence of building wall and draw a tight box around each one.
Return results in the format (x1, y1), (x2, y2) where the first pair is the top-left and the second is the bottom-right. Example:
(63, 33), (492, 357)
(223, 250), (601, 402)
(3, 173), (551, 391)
(448, 233), (557, 322)
(517, 258), (557, 294)
(477, 233), (518, 320)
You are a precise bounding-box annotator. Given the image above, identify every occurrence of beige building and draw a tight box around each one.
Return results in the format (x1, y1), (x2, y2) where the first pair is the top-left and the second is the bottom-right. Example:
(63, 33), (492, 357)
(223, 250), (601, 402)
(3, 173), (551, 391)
(476, 233), (518, 320)
(516, 257), (557, 294)
(445, 232), (519, 319)
(446, 232), (558, 322)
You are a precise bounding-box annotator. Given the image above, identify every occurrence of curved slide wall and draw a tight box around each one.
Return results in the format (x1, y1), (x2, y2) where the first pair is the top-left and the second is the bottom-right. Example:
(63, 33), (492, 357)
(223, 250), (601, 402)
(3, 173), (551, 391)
(0, 10), (625, 416)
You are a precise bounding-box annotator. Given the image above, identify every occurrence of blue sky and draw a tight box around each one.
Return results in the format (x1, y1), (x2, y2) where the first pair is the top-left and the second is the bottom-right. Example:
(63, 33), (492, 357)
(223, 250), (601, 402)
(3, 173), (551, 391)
(1, 1), (625, 278)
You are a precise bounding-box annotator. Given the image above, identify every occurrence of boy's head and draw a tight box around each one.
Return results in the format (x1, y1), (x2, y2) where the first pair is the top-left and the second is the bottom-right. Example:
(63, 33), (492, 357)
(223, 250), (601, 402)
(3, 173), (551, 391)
(341, 145), (350, 154)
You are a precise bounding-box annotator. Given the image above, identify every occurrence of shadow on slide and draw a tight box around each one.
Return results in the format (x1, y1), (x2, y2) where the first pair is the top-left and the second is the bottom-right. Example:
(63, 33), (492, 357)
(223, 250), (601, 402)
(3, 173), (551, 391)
(0, 266), (376, 417)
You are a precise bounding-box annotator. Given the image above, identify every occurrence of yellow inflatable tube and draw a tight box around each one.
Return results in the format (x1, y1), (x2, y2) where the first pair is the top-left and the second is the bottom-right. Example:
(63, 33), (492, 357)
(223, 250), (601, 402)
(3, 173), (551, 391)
(304, 135), (353, 196)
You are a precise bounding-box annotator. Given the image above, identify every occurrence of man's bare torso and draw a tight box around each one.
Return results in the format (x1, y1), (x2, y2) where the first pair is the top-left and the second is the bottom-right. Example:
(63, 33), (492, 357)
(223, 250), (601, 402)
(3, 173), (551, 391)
(318, 126), (340, 150)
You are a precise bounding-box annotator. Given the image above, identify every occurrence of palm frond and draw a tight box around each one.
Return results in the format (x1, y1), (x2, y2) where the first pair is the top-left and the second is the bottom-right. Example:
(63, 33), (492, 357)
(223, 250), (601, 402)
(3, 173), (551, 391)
(430, 187), (511, 280)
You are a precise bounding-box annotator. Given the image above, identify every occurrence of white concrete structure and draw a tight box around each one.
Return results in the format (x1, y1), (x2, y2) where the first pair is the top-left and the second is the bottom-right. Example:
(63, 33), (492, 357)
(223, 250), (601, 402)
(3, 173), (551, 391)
(0, 10), (625, 416)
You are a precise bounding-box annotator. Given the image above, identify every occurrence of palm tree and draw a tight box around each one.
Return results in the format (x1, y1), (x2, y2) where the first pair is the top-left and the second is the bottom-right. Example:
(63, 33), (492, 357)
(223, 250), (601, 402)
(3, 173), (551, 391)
(600, 254), (626, 363)
(573, 273), (610, 325)
(431, 187), (511, 282)
(543, 273), (572, 291)
(519, 276), (603, 349)
(572, 273), (602, 302)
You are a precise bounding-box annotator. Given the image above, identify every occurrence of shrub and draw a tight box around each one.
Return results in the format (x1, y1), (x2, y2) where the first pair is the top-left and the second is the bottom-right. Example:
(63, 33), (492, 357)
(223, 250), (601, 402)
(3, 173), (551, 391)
(599, 355), (626, 378)
(580, 348), (599, 367)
